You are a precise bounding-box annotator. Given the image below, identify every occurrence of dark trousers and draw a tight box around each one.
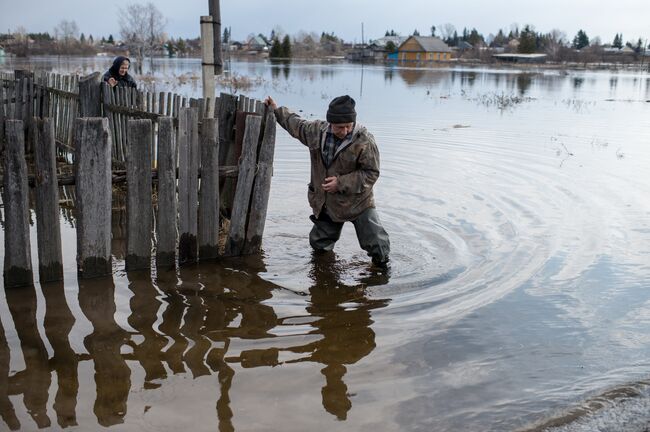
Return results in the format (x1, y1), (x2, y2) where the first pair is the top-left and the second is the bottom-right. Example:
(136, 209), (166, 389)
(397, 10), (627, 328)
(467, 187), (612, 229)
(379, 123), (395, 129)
(309, 207), (390, 263)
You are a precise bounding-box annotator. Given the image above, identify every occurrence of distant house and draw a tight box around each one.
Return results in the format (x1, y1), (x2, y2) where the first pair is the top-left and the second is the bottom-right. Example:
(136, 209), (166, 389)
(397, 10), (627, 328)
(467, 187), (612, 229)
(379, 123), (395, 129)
(456, 40), (473, 51)
(396, 36), (452, 62)
(246, 36), (268, 52)
(492, 53), (547, 63)
(370, 35), (407, 50)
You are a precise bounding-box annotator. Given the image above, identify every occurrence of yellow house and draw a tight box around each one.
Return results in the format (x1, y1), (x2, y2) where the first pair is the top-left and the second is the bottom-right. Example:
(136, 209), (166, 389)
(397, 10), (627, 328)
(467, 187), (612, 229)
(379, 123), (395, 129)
(397, 36), (452, 62)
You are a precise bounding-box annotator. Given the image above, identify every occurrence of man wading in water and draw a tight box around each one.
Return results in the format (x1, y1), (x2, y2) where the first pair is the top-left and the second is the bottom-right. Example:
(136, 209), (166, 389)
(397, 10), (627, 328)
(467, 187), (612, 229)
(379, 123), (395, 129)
(265, 95), (390, 268)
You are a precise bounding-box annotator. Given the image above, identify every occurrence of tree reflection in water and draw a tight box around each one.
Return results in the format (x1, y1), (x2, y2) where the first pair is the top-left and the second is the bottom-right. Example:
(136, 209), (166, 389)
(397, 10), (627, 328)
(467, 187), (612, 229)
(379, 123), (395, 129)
(0, 255), (389, 430)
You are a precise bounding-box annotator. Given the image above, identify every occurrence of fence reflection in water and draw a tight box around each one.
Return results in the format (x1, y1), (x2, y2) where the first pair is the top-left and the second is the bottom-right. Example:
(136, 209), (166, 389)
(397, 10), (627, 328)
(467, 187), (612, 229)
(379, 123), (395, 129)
(0, 255), (390, 430)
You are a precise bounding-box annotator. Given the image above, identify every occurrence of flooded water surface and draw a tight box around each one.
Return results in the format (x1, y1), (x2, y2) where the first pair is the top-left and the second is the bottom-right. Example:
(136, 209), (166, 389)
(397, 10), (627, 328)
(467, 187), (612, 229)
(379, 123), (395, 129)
(1, 57), (650, 431)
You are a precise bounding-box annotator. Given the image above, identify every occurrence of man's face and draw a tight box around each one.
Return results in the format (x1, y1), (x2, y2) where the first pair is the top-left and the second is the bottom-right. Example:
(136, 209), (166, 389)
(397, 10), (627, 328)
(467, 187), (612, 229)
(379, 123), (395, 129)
(119, 61), (130, 76)
(330, 122), (354, 139)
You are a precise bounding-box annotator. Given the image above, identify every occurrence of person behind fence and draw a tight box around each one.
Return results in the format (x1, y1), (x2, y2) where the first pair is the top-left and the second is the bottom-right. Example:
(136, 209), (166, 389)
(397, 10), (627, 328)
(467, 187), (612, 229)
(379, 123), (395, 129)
(264, 95), (390, 268)
(103, 56), (137, 88)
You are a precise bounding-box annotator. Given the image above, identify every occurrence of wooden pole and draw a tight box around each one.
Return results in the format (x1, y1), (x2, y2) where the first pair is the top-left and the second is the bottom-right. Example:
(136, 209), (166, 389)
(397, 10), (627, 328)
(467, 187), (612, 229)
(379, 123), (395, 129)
(74, 118), (112, 278)
(156, 117), (177, 268)
(178, 107), (199, 264)
(200, 16), (216, 117)
(79, 72), (102, 117)
(243, 106), (277, 254)
(3, 120), (33, 288)
(32, 118), (63, 282)
(208, 0), (223, 75)
(126, 119), (153, 271)
(198, 118), (220, 259)
(225, 114), (262, 256)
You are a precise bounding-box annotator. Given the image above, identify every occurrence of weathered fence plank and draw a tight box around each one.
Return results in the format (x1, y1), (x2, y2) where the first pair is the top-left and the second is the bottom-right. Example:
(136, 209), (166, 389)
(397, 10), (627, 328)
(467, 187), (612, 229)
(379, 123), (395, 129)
(225, 114), (262, 256)
(198, 118), (220, 260)
(79, 72), (101, 117)
(178, 107), (200, 264)
(75, 118), (112, 278)
(3, 120), (33, 288)
(32, 118), (63, 282)
(156, 117), (177, 267)
(244, 107), (277, 254)
(218, 93), (238, 215)
(126, 119), (153, 271)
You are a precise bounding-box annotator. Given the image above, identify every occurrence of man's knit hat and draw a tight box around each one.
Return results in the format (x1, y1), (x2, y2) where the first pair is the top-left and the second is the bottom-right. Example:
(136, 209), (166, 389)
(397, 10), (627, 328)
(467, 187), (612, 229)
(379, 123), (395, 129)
(327, 95), (356, 124)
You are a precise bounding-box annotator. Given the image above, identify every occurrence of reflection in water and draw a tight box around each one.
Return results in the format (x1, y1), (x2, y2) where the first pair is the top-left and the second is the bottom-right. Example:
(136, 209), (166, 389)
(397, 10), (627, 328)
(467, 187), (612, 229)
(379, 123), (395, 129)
(517, 74), (533, 96)
(5, 286), (52, 429)
(0, 317), (19, 430)
(0, 257), (388, 430)
(78, 278), (131, 427)
(573, 77), (584, 89)
(43, 282), (79, 428)
(299, 252), (389, 419)
(270, 60), (291, 81)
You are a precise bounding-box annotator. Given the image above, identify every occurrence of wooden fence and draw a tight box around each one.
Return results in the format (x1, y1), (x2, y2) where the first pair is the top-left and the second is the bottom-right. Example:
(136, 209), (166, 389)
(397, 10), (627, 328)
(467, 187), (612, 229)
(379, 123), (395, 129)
(1, 70), (277, 288)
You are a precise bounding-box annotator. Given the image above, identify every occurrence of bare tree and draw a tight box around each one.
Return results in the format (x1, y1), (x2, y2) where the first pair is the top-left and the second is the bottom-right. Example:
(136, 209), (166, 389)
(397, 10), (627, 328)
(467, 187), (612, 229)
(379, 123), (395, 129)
(118, 2), (167, 72)
(439, 23), (456, 41)
(54, 20), (79, 44)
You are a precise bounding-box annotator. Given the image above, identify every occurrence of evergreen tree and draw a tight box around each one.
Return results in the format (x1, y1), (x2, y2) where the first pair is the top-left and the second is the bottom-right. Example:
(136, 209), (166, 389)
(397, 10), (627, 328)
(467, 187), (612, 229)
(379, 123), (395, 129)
(612, 33), (623, 49)
(223, 27), (230, 44)
(430, 25), (436, 37)
(518, 25), (537, 53)
(491, 29), (508, 47)
(572, 30), (589, 49)
(270, 38), (282, 58)
(467, 28), (483, 46)
(634, 38), (643, 53)
(107, 34), (115, 45)
(101, 36), (106, 44)
(281, 35), (292, 57)
(413, 29), (420, 36)
(176, 38), (187, 54)
(80, 33), (86, 44)
(89, 34), (94, 45)
(385, 41), (396, 52)
(452, 30), (459, 46)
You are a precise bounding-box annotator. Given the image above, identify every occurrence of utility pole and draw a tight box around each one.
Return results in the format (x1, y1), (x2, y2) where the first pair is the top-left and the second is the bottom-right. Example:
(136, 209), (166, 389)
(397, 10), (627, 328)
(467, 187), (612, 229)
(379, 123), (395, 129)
(208, 0), (223, 75)
(201, 0), (223, 116)
(200, 16), (215, 115)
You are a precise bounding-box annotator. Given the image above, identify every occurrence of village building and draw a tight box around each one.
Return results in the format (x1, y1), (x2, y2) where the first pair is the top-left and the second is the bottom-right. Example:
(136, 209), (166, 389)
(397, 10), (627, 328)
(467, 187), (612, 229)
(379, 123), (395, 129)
(245, 35), (268, 53)
(492, 53), (548, 63)
(396, 36), (452, 62)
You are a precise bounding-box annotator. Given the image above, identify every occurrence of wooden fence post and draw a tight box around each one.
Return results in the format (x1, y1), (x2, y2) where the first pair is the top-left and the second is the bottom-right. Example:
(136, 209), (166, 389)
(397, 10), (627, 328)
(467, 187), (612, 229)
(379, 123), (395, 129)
(3, 120), (33, 288)
(79, 72), (102, 117)
(33, 118), (63, 282)
(217, 93), (237, 214)
(156, 117), (177, 267)
(178, 107), (199, 264)
(126, 119), (153, 271)
(198, 118), (220, 259)
(225, 114), (262, 256)
(243, 106), (277, 254)
(75, 118), (112, 278)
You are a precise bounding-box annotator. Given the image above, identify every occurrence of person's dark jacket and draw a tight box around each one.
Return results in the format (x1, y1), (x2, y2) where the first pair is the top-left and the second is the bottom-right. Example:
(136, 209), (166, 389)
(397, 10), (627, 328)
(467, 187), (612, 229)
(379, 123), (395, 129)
(102, 56), (137, 88)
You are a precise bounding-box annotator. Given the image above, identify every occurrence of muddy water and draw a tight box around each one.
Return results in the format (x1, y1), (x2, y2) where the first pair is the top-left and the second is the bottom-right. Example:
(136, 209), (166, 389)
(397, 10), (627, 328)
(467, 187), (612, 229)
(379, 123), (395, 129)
(1, 58), (650, 431)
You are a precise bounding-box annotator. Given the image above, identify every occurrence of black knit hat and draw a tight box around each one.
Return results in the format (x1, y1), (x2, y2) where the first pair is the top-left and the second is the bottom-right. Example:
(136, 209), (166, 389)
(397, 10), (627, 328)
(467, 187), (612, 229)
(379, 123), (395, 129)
(327, 95), (356, 124)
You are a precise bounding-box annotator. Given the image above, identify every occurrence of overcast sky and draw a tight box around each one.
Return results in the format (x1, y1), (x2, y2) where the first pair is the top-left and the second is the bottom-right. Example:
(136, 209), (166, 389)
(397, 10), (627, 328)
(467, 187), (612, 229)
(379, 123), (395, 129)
(1, 0), (649, 44)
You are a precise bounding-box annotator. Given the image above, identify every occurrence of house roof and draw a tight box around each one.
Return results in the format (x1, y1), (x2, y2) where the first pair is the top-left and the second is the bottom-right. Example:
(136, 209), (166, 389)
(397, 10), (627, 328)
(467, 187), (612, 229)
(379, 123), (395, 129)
(399, 36), (451, 53)
(247, 35), (267, 46)
(371, 36), (407, 48)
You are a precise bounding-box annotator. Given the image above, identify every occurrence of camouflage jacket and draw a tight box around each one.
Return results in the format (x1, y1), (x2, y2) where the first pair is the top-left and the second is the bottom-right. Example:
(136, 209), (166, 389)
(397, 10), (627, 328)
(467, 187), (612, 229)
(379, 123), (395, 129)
(274, 106), (380, 222)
